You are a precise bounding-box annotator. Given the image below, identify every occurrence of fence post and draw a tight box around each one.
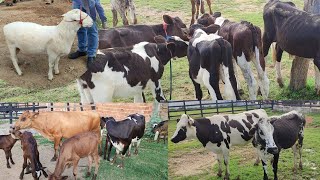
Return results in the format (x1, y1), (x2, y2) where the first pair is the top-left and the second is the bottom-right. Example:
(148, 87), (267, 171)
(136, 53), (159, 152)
(231, 100), (234, 113)
(259, 100), (262, 109)
(67, 102), (70, 111)
(183, 101), (187, 114)
(50, 102), (53, 111)
(9, 103), (13, 124)
(80, 103), (83, 111)
(200, 100), (203, 117)
(216, 100), (219, 114)
(271, 100), (274, 110)
(310, 101), (312, 109)
(245, 100), (248, 111)
(32, 102), (36, 112)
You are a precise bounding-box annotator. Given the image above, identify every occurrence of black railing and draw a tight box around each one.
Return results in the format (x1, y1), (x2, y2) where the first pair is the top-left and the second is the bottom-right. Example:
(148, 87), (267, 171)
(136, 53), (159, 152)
(167, 100), (320, 120)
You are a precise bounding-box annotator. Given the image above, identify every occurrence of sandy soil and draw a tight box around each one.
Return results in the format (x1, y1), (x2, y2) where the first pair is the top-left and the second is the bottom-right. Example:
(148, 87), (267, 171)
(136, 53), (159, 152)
(0, 1), (87, 90)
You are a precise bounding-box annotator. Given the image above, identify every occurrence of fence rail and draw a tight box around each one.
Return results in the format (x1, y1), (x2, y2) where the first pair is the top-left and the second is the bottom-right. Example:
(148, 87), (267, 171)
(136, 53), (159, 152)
(167, 100), (320, 120)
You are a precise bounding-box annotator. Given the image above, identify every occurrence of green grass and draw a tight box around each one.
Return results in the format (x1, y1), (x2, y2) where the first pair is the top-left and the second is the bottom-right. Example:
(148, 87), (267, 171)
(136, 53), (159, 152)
(168, 111), (320, 180)
(33, 136), (167, 180)
(0, 0), (317, 101)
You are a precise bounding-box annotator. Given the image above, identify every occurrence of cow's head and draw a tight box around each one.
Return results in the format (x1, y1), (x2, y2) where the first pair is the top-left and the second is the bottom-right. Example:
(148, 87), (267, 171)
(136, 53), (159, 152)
(171, 114), (196, 143)
(154, 35), (188, 58)
(197, 12), (221, 27)
(48, 171), (68, 180)
(12, 111), (39, 130)
(9, 128), (22, 140)
(163, 15), (189, 41)
(254, 118), (278, 154)
(188, 24), (220, 38)
(156, 41), (176, 66)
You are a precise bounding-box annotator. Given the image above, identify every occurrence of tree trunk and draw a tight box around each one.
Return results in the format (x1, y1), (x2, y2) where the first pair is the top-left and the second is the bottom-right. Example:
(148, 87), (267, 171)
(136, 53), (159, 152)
(289, 0), (320, 90)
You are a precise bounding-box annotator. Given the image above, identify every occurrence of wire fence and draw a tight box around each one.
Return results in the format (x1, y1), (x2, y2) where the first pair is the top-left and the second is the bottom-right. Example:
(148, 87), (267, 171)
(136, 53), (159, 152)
(167, 100), (320, 120)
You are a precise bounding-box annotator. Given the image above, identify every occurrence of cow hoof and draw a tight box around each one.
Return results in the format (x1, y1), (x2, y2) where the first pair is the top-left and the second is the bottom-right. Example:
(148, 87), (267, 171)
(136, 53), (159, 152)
(7, 165), (11, 168)
(92, 174), (97, 180)
(54, 71), (60, 75)
(86, 172), (91, 177)
(117, 165), (123, 169)
(254, 162), (259, 166)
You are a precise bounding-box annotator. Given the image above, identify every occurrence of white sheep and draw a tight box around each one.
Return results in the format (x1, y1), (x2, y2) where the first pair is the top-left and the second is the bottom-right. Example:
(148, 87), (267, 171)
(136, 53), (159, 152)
(3, 9), (93, 80)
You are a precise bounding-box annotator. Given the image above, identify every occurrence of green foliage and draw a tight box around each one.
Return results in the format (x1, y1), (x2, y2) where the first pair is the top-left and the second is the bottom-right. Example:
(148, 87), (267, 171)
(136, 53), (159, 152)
(145, 101), (163, 138)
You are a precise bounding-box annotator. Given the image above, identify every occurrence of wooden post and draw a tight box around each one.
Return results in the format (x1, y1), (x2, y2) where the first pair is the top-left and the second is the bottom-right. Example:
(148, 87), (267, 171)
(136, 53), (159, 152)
(290, 0), (320, 90)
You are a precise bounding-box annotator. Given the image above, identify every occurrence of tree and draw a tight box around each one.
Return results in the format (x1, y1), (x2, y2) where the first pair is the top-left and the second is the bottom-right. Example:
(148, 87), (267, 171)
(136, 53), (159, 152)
(289, 0), (320, 91)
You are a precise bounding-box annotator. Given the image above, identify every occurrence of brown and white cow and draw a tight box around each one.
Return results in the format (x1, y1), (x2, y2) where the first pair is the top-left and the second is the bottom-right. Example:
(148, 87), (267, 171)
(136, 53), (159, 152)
(12, 111), (101, 162)
(111, 0), (137, 27)
(171, 109), (278, 180)
(197, 13), (270, 100)
(263, 0), (320, 94)
(98, 15), (188, 49)
(190, 0), (213, 25)
(77, 40), (186, 103)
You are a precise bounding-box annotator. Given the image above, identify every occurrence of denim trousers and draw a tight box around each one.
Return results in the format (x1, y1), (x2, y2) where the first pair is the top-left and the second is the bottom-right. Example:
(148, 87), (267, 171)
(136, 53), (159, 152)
(73, 0), (98, 57)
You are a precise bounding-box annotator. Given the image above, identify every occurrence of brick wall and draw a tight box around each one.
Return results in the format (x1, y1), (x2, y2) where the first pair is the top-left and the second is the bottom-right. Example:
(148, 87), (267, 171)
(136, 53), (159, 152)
(38, 103), (154, 122)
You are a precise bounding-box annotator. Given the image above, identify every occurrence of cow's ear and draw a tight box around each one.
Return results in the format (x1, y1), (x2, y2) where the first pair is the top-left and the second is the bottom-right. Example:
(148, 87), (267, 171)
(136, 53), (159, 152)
(163, 15), (174, 25)
(188, 118), (195, 126)
(166, 43), (176, 55)
(154, 35), (167, 43)
(203, 24), (220, 34)
(212, 12), (221, 18)
(249, 124), (258, 136)
(32, 112), (39, 119)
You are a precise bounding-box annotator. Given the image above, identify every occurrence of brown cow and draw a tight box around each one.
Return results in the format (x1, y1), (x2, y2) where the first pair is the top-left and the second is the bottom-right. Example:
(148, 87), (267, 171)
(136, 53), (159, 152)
(48, 131), (100, 180)
(190, 0), (213, 25)
(0, 133), (19, 168)
(12, 111), (101, 161)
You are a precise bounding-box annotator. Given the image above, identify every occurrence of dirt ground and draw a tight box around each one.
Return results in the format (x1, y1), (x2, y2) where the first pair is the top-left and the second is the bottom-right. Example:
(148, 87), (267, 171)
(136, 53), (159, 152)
(0, 129), (91, 180)
(169, 148), (216, 177)
(0, 1), (87, 90)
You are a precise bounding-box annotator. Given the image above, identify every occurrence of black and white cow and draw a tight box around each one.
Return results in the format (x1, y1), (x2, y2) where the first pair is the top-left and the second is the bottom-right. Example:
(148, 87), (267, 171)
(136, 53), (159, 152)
(197, 13), (269, 100)
(103, 114), (145, 168)
(188, 24), (241, 100)
(77, 41), (185, 103)
(171, 109), (278, 180)
(253, 110), (305, 180)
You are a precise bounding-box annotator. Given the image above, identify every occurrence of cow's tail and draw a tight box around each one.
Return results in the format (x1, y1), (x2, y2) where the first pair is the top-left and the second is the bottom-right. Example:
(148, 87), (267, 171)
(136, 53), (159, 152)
(76, 78), (93, 104)
(241, 21), (258, 51)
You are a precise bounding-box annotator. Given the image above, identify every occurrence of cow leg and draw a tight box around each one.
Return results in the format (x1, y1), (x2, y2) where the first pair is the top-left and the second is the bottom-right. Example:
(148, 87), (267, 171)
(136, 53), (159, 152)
(20, 156), (27, 179)
(150, 80), (166, 102)
(254, 148), (260, 166)
(216, 153), (223, 177)
(9, 150), (15, 165)
(261, 159), (269, 180)
(119, 8), (129, 26)
(128, 1), (137, 24)
(36, 152), (48, 178)
(51, 137), (61, 161)
(200, 0), (205, 14)
(111, 149), (118, 165)
(272, 153), (279, 180)
(190, 0), (196, 25)
(233, 59), (243, 94)
(262, 32), (273, 58)
(72, 159), (80, 180)
(252, 46), (270, 99)
(292, 143), (298, 173)
(112, 9), (118, 27)
(237, 53), (257, 100)
(203, 70), (219, 100)
(134, 139), (141, 155)
(223, 151), (230, 180)
(195, 0), (200, 19)
(92, 153), (99, 180)
(222, 64), (238, 100)
(206, 0), (213, 14)
(5, 150), (11, 168)
(127, 143), (132, 157)
(86, 155), (93, 177)
(190, 73), (203, 100)
(119, 145), (130, 169)
(298, 130), (304, 170)
(274, 45), (284, 88)
(314, 64), (320, 95)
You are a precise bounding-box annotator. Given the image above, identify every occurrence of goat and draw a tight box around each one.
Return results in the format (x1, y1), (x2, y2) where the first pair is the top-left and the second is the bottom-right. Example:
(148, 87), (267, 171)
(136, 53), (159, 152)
(3, 9), (93, 80)
(152, 120), (168, 144)
(48, 131), (100, 180)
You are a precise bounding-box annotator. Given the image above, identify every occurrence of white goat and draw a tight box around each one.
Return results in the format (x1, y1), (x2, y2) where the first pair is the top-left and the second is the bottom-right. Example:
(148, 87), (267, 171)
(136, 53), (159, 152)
(3, 9), (93, 80)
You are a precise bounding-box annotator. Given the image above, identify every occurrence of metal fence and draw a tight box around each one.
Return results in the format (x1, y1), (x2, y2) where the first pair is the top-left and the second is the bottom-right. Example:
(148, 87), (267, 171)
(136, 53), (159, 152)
(167, 100), (320, 120)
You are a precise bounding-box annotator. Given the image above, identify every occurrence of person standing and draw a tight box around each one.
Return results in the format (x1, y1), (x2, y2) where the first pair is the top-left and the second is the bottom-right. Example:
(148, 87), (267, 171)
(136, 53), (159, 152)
(96, 0), (107, 29)
(69, 0), (99, 66)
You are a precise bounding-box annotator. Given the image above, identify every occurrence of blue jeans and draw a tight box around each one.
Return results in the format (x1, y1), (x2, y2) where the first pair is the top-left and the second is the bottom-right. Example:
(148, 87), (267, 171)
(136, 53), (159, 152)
(95, 0), (107, 22)
(73, 0), (98, 58)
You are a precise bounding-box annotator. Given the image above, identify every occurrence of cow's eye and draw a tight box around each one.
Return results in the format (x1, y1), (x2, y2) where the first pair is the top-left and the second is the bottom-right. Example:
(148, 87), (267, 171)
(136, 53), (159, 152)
(21, 117), (26, 121)
(181, 126), (187, 132)
(259, 130), (264, 136)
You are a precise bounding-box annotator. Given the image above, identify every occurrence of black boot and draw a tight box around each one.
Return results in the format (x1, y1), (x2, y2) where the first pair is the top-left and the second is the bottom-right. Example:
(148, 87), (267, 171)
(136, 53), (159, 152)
(68, 51), (87, 60)
(87, 57), (96, 68)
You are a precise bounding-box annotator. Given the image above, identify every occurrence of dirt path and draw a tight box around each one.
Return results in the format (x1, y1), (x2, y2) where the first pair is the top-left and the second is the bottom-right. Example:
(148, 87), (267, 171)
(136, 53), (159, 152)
(0, 1), (86, 90)
(0, 129), (90, 180)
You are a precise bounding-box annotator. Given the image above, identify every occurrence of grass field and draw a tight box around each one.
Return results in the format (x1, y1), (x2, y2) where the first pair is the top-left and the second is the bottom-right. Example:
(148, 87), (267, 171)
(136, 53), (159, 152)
(168, 109), (320, 180)
(0, 0), (318, 102)
(34, 136), (168, 180)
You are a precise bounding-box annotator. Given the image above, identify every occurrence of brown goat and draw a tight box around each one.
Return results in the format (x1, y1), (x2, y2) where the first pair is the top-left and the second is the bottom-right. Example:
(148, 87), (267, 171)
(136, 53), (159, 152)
(48, 131), (100, 180)
(0, 133), (19, 168)
(10, 129), (48, 180)
(190, 0), (213, 25)
(152, 120), (168, 144)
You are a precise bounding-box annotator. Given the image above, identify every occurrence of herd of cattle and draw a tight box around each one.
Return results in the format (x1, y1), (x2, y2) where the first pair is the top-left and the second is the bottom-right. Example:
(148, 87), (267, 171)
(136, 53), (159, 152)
(0, 111), (168, 179)
(171, 109), (306, 180)
(2, 0), (320, 102)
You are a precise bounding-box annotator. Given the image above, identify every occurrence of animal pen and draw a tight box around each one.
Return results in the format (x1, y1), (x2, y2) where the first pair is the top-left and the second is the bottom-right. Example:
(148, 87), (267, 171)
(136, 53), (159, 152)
(167, 100), (320, 120)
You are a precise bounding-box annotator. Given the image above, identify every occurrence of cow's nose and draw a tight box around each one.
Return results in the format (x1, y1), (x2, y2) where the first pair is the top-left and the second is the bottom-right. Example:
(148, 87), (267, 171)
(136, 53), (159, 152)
(267, 147), (279, 154)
